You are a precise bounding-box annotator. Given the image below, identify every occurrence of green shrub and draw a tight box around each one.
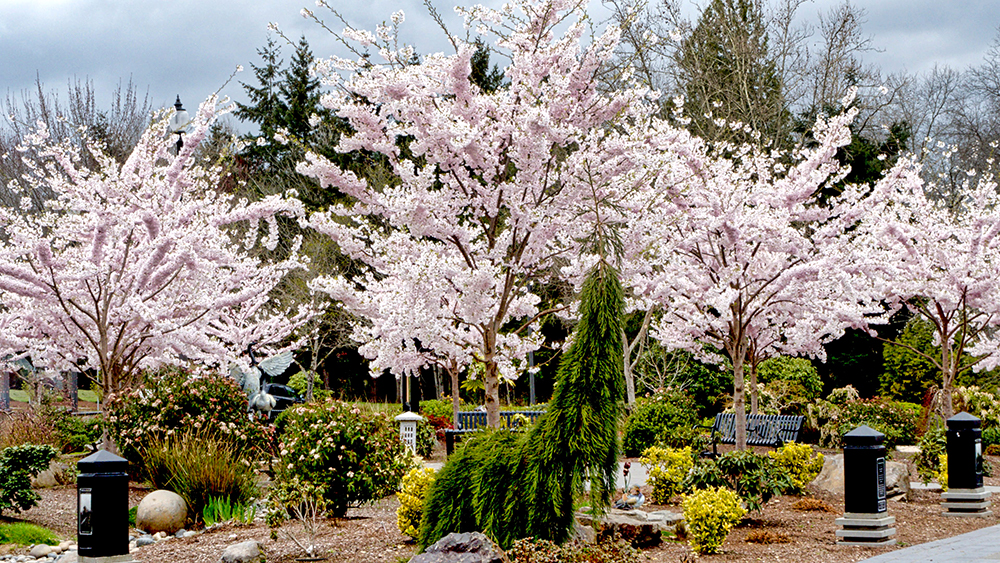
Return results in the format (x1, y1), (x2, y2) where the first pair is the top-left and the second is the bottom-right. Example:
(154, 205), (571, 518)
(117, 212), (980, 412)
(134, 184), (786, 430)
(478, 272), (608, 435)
(639, 446), (694, 504)
(683, 450), (790, 512)
(915, 424), (947, 483)
(767, 442), (824, 494)
(506, 535), (640, 563)
(939, 454), (949, 491)
(0, 522), (59, 546)
(397, 467), (436, 538)
(421, 398), (460, 423)
(105, 369), (272, 473)
(682, 486), (746, 554)
(0, 444), (57, 515)
(48, 409), (103, 453)
(954, 386), (1000, 429)
(758, 357), (822, 399)
(983, 426), (1000, 448)
(622, 388), (699, 456)
(273, 399), (411, 517)
(825, 399), (922, 449)
(202, 496), (257, 526)
(141, 428), (258, 520)
(287, 371), (332, 401)
(826, 385), (860, 405)
(415, 418), (436, 458)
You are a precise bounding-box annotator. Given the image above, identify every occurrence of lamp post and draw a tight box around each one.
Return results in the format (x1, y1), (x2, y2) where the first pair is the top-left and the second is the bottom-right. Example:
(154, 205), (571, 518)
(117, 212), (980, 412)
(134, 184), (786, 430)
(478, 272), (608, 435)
(168, 95), (190, 153)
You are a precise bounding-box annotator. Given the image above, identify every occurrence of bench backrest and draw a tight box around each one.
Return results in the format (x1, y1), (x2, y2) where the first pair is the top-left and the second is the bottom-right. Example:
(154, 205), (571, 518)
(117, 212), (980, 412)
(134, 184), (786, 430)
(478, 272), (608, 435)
(455, 410), (546, 430)
(712, 413), (804, 446)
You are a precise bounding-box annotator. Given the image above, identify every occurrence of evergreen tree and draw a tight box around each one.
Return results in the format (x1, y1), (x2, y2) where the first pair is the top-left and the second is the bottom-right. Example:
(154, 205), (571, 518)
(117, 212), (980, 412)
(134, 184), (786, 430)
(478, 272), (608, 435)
(279, 35), (325, 140)
(235, 35), (284, 170)
(677, 0), (789, 147)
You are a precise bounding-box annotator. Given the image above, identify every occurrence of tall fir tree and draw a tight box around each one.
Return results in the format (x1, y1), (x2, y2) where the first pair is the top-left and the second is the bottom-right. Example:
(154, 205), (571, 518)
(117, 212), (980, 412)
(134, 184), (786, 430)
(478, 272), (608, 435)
(235, 34), (284, 170)
(279, 35), (325, 141)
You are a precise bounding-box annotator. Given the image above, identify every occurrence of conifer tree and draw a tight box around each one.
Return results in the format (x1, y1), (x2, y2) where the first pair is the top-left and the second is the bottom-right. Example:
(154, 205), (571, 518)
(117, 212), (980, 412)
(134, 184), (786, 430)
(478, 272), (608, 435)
(235, 35), (284, 170)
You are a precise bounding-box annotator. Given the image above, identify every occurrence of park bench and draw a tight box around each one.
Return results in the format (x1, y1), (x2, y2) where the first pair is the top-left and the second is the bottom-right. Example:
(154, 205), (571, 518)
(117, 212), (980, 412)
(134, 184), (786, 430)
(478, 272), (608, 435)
(700, 413), (805, 458)
(444, 410), (546, 455)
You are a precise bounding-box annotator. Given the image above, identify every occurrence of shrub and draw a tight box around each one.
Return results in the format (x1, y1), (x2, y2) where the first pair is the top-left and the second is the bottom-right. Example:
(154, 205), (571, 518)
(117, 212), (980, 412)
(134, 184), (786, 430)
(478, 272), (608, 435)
(273, 399), (411, 517)
(825, 399), (922, 449)
(202, 496), (256, 526)
(767, 442), (824, 494)
(826, 385), (860, 405)
(397, 467), (436, 538)
(639, 446), (694, 504)
(266, 476), (328, 558)
(682, 486), (746, 554)
(983, 426), (1000, 448)
(915, 424), (947, 484)
(425, 414), (454, 440)
(939, 454), (949, 491)
(141, 428), (258, 520)
(622, 389), (699, 456)
(421, 398), (459, 424)
(287, 370), (332, 401)
(0, 410), (59, 450)
(954, 386), (1000, 430)
(0, 444), (57, 516)
(46, 407), (103, 453)
(0, 522), (59, 546)
(986, 443), (1000, 456)
(684, 450), (790, 512)
(506, 535), (640, 563)
(758, 357), (822, 399)
(415, 418), (436, 458)
(105, 369), (272, 473)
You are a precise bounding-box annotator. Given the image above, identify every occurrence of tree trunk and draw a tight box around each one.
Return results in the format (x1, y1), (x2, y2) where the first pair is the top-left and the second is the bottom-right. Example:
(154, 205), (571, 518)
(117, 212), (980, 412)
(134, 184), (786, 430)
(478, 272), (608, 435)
(732, 352), (748, 450)
(749, 361), (759, 415)
(484, 363), (501, 428)
(450, 367), (461, 426)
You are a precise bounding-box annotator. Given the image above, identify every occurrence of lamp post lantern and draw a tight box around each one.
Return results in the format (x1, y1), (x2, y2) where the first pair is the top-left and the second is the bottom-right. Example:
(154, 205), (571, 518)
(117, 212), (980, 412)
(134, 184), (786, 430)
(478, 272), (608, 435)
(168, 95), (190, 153)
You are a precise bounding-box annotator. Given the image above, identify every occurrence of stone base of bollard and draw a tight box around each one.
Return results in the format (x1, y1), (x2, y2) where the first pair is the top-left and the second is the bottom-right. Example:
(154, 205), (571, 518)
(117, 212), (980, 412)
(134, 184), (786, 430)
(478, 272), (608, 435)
(834, 513), (897, 546)
(941, 487), (993, 518)
(79, 555), (137, 563)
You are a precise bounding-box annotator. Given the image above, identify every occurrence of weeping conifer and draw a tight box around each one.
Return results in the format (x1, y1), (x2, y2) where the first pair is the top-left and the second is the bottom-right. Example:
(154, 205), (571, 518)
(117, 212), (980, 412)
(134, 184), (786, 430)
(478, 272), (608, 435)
(418, 260), (625, 549)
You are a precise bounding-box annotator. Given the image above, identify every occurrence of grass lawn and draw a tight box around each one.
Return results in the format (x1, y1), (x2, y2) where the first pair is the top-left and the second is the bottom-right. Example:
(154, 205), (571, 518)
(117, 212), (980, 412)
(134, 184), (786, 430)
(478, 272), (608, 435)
(8, 388), (99, 403)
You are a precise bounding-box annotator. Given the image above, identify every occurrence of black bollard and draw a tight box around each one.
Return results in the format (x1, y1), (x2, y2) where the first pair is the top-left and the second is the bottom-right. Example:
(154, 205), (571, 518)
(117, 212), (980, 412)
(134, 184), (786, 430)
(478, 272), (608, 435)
(835, 425), (896, 546)
(941, 412), (993, 517)
(77, 450), (133, 561)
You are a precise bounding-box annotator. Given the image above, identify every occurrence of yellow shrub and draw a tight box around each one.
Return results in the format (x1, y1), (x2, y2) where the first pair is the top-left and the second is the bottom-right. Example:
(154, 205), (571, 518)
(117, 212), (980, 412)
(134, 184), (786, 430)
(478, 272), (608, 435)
(682, 486), (746, 554)
(396, 467), (436, 538)
(767, 442), (824, 494)
(938, 454), (948, 492)
(639, 445), (694, 504)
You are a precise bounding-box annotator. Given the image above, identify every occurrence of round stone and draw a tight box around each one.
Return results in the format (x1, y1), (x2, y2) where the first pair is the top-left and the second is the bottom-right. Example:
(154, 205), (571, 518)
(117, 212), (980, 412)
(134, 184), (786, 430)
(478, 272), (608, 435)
(136, 490), (188, 534)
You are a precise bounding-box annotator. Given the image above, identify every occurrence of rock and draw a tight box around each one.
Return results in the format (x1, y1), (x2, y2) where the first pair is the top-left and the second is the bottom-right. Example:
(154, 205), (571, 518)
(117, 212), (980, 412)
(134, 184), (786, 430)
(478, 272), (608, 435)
(56, 552), (78, 563)
(135, 536), (156, 547)
(57, 542), (72, 551)
(136, 490), (188, 535)
(183, 531), (198, 538)
(886, 460), (911, 501)
(153, 531), (169, 540)
(220, 540), (265, 563)
(31, 462), (72, 488)
(570, 519), (596, 544)
(409, 532), (509, 563)
(593, 510), (663, 548)
(175, 528), (187, 538)
(30, 545), (53, 558)
(811, 453), (846, 495)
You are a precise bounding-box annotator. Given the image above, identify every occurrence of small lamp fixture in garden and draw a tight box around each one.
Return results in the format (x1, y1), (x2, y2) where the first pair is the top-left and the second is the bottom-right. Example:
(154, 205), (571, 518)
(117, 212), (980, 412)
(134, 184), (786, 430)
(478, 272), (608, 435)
(941, 412), (993, 517)
(168, 95), (190, 152)
(396, 411), (424, 454)
(77, 449), (133, 562)
(835, 425), (896, 547)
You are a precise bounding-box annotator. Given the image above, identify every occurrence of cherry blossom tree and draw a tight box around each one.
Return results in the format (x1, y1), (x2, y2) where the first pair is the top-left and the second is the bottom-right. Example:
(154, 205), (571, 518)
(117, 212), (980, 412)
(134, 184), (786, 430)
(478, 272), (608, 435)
(0, 96), (305, 400)
(633, 105), (883, 449)
(832, 160), (1000, 419)
(296, 0), (693, 426)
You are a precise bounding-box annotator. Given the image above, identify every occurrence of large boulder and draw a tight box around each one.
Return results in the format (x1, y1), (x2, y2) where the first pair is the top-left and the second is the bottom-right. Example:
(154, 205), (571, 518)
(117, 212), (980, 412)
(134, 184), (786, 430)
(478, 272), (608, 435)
(220, 540), (265, 563)
(31, 461), (74, 488)
(136, 490), (188, 534)
(811, 453), (845, 495)
(409, 532), (509, 563)
(885, 460), (911, 501)
(576, 508), (679, 548)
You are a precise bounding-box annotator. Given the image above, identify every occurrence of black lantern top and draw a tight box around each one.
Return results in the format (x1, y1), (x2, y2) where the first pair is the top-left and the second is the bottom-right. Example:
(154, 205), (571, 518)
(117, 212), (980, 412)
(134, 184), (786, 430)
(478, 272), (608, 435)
(77, 449), (129, 474)
(947, 411), (981, 431)
(843, 424), (885, 446)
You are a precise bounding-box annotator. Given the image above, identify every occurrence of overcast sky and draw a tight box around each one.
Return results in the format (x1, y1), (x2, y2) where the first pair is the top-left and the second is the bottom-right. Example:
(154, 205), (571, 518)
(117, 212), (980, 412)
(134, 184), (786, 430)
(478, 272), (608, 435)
(1, 0), (998, 130)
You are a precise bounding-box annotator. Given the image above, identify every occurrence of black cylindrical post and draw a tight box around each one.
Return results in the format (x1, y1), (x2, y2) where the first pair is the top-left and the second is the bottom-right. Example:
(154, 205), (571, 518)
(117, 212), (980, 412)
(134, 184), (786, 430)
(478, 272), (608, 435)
(947, 412), (984, 490)
(843, 425), (887, 514)
(77, 450), (130, 558)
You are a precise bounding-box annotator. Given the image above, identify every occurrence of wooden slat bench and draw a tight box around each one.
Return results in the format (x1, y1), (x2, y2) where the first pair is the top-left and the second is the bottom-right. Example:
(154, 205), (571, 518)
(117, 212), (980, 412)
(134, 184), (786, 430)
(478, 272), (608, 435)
(700, 413), (805, 458)
(444, 410), (546, 455)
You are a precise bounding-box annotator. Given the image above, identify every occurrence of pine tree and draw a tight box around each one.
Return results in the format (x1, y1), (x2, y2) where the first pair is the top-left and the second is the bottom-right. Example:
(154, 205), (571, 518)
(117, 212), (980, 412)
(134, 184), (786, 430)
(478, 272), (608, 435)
(279, 35), (324, 140)
(235, 34), (284, 170)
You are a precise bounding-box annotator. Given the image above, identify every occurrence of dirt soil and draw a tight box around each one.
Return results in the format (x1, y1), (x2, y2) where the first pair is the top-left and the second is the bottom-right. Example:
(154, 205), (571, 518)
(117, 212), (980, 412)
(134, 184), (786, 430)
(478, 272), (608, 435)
(2, 453), (998, 563)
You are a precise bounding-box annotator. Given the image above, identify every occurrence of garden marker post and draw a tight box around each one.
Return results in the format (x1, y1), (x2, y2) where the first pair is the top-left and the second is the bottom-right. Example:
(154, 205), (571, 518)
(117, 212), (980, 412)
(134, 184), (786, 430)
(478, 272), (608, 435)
(941, 412), (993, 517)
(395, 411), (423, 454)
(835, 425), (897, 546)
(77, 450), (134, 562)
(0, 369), (8, 411)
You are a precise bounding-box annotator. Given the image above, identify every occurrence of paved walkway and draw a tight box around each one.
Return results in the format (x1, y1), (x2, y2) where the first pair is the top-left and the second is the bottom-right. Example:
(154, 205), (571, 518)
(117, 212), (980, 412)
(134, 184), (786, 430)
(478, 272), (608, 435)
(859, 524), (1000, 562)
